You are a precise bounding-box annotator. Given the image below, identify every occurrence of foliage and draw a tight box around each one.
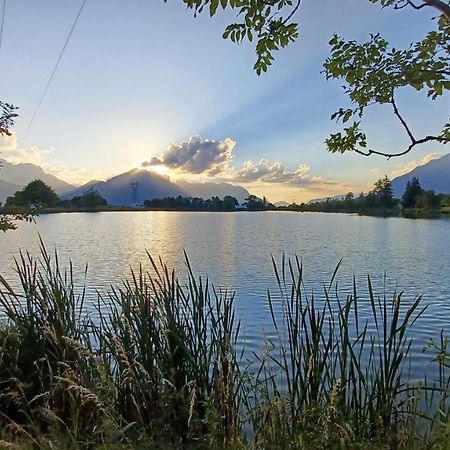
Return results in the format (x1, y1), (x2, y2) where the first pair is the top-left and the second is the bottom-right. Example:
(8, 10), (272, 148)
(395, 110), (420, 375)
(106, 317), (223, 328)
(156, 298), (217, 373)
(402, 177), (423, 208)
(144, 194), (241, 211)
(0, 185), (38, 233)
(1, 245), (450, 447)
(5, 179), (60, 209)
(0, 102), (18, 137)
(0, 102), (24, 231)
(372, 175), (395, 208)
(241, 256), (427, 448)
(0, 243), (241, 448)
(0, 207), (34, 232)
(416, 188), (442, 209)
(177, 0), (300, 75)
(178, 0), (450, 157)
(324, 27), (450, 157)
(245, 194), (274, 210)
(295, 176), (399, 213)
(67, 188), (108, 208)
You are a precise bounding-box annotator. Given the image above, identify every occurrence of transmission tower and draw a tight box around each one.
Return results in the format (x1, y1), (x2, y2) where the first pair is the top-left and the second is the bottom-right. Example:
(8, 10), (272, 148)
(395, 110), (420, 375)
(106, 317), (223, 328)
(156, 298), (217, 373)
(130, 182), (139, 205)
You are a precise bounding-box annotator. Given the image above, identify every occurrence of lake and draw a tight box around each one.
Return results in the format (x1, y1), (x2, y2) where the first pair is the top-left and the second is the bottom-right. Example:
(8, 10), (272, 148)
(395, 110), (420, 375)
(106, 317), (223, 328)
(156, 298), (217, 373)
(1, 211), (449, 379)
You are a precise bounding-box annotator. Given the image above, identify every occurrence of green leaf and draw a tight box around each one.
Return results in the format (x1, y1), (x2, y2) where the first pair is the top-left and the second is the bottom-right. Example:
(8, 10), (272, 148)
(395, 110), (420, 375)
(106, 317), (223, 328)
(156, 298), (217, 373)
(210, 0), (219, 16)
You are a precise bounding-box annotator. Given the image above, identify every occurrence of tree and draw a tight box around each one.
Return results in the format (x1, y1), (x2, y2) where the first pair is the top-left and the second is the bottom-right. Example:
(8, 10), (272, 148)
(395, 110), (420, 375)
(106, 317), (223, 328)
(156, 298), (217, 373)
(245, 195), (266, 210)
(344, 192), (355, 208)
(372, 175), (395, 208)
(402, 177), (423, 208)
(69, 189), (108, 208)
(0, 101), (18, 137)
(180, 0), (450, 158)
(416, 189), (441, 208)
(0, 102), (23, 231)
(0, 206), (34, 232)
(222, 195), (239, 210)
(6, 179), (60, 209)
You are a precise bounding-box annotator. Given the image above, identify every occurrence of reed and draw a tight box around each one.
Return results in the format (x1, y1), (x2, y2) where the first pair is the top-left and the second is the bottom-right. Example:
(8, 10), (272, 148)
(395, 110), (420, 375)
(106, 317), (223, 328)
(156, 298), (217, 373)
(93, 252), (241, 446)
(239, 256), (429, 448)
(0, 244), (449, 448)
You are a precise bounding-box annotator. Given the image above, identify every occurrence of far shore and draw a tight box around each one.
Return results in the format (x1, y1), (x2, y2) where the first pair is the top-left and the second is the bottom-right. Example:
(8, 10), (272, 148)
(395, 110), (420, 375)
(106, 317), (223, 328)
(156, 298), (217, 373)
(31, 205), (450, 217)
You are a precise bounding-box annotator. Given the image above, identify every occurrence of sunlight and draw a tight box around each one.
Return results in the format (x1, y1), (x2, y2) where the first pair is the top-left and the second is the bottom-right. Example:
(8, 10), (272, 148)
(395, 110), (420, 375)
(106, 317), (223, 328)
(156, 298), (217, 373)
(143, 164), (171, 177)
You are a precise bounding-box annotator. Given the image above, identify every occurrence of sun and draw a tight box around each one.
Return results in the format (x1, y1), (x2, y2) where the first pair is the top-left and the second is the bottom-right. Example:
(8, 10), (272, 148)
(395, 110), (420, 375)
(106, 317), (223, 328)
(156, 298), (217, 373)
(144, 164), (171, 177)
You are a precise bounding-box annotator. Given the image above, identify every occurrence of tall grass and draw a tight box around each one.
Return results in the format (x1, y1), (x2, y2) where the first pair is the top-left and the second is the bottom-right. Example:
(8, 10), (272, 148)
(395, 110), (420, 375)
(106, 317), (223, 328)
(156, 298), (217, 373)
(94, 253), (241, 446)
(240, 256), (429, 448)
(0, 244), (449, 448)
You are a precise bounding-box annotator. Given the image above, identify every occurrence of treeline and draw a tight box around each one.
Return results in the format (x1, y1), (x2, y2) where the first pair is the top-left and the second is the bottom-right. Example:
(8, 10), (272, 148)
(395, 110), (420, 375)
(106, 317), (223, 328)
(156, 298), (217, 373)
(2, 177), (448, 217)
(144, 195), (239, 211)
(401, 177), (449, 210)
(1, 179), (108, 212)
(282, 176), (450, 214)
(144, 194), (276, 211)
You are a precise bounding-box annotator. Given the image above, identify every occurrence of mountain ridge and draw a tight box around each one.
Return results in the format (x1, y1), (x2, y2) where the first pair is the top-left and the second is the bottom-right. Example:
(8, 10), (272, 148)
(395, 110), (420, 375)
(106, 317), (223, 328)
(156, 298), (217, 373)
(0, 159), (76, 203)
(61, 169), (251, 206)
(391, 153), (450, 197)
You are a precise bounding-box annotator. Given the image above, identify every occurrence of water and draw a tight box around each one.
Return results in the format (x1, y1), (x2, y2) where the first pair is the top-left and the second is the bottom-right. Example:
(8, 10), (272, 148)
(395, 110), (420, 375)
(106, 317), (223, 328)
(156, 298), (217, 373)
(1, 211), (449, 379)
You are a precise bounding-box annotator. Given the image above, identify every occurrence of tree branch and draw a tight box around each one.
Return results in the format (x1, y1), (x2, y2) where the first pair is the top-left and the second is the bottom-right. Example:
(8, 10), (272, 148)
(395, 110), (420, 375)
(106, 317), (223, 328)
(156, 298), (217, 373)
(352, 94), (449, 158)
(394, 0), (427, 10)
(394, 0), (450, 19)
(282, 0), (302, 25)
(354, 135), (448, 159)
(391, 96), (416, 143)
(422, 0), (450, 20)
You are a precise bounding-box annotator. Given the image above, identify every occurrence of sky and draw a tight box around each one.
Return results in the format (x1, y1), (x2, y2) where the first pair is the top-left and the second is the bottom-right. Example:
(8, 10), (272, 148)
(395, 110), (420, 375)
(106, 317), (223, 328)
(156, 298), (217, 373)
(0, 0), (448, 202)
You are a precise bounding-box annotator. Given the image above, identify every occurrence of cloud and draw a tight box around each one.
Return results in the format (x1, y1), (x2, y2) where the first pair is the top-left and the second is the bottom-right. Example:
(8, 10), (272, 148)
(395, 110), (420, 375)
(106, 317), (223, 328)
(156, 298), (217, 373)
(0, 133), (18, 151)
(143, 135), (350, 195)
(143, 135), (235, 175)
(229, 159), (313, 184)
(144, 135), (341, 184)
(0, 133), (53, 165)
(0, 131), (107, 186)
(391, 152), (444, 178)
(222, 159), (344, 191)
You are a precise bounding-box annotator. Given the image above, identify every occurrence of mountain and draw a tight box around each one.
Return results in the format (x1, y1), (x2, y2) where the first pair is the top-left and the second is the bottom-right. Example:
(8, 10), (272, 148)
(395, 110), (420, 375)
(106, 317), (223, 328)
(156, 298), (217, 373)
(0, 159), (75, 194)
(63, 169), (251, 206)
(62, 169), (184, 206)
(177, 180), (249, 203)
(0, 159), (251, 207)
(391, 153), (450, 197)
(307, 194), (346, 204)
(274, 201), (290, 207)
(0, 179), (22, 204)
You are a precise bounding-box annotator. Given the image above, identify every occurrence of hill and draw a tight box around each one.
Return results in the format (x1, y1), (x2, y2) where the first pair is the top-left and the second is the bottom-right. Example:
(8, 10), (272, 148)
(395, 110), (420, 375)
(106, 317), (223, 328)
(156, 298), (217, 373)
(391, 153), (450, 197)
(0, 179), (22, 204)
(63, 169), (251, 206)
(0, 159), (75, 194)
(176, 180), (249, 204)
(0, 160), (251, 207)
(62, 169), (184, 206)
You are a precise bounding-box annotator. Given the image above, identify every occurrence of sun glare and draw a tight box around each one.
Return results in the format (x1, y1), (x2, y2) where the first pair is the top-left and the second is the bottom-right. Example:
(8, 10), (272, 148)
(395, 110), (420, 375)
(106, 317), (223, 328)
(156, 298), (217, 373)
(144, 165), (171, 177)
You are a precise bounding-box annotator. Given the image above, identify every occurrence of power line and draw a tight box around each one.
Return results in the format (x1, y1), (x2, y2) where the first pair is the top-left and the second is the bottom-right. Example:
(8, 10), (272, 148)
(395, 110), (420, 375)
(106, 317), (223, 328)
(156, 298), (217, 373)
(21, 0), (87, 146)
(0, 0), (6, 57)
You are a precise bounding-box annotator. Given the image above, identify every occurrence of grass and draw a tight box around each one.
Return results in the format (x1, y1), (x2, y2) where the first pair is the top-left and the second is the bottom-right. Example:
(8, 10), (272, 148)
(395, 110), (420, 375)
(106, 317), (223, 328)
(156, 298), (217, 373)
(0, 242), (449, 448)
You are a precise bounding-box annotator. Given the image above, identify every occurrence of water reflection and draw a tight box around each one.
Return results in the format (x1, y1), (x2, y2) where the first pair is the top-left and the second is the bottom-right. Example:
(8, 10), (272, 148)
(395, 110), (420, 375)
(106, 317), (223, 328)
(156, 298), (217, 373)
(0, 211), (449, 379)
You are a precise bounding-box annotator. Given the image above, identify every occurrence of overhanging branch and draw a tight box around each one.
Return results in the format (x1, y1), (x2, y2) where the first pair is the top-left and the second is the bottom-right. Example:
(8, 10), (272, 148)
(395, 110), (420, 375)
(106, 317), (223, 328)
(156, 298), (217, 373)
(353, 95), (449, 159)
(423, 0), (450, 20)
(354, 135), (448, 159)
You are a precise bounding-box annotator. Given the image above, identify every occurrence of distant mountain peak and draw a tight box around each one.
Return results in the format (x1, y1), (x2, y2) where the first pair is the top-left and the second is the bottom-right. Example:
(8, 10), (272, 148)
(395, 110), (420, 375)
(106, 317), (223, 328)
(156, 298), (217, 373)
(62, 170), (250, 206)
(0, 158), (75, 195)
(391, 153), (450, 197)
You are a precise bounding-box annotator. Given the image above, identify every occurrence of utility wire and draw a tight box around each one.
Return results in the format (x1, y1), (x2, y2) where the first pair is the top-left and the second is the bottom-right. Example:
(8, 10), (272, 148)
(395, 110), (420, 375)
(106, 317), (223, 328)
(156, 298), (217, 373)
(21, 0), (87, 145)
(0, 0), (6, 57)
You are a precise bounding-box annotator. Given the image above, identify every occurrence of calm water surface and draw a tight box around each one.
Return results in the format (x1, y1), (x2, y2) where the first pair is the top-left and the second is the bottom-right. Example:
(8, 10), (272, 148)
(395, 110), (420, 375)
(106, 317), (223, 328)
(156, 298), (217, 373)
(1, 211), (449, 379)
